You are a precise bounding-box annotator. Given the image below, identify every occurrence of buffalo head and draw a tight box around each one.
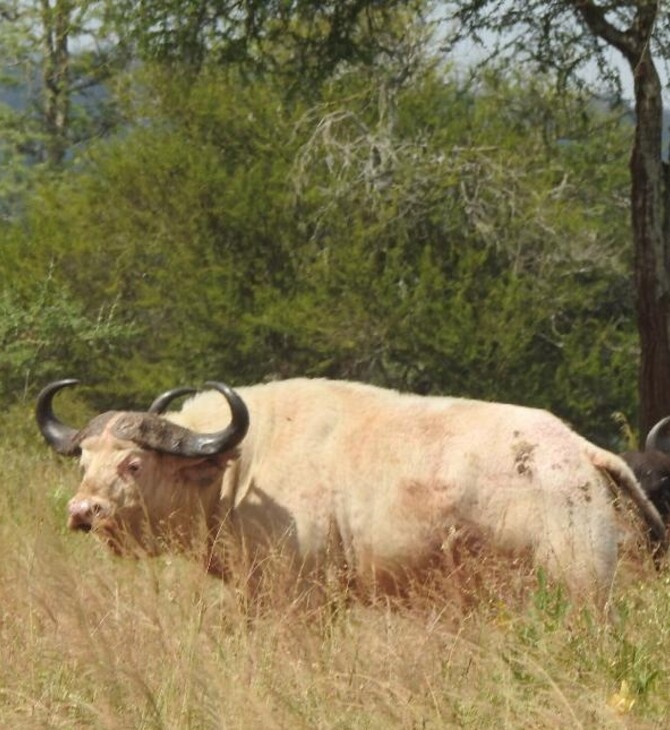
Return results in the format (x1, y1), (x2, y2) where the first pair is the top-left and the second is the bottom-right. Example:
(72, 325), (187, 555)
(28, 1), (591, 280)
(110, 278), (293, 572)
(621, 416), (670, 521)
(36, 379), (249, 555)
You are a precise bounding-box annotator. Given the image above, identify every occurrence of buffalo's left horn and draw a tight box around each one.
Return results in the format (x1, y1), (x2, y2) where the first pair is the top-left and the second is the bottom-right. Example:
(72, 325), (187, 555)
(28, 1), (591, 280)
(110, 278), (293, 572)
(148, 387), (198, 414)
(646, 416), (670, 454)
(35, 379), (82, 456)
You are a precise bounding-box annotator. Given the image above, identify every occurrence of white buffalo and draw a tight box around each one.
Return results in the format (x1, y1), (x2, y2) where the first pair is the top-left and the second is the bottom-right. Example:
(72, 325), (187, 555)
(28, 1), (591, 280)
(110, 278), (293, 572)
(36, 378), (666, 607)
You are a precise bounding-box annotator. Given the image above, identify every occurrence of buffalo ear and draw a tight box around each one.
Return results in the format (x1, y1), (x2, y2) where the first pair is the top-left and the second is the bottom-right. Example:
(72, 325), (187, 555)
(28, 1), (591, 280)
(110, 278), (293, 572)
(177, 454), (231, 488)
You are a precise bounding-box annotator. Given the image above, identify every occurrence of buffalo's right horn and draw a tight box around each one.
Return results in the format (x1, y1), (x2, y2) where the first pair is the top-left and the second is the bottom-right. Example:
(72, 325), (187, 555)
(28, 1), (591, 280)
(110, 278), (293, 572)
(148, 387), (198, 414)
(646, 416), (670, 454)
(199, 381), (250, 454)
(113, 381), (250, 458)
(35, 379), (82, 456)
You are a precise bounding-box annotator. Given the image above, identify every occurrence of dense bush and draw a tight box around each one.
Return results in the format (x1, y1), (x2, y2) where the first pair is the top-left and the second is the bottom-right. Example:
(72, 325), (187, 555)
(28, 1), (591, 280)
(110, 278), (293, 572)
(2, 64), (636, 443)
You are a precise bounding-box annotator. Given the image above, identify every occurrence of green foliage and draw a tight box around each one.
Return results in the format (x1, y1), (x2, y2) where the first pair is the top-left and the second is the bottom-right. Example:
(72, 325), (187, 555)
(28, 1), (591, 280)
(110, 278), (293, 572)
(0, 0), (130, 218)
(441, 1), (670, 438)
(266, 68), (637, 441)
(5, 52), (638, 442)
(119, 0), (429, 88)
(0, 267), (137, 403)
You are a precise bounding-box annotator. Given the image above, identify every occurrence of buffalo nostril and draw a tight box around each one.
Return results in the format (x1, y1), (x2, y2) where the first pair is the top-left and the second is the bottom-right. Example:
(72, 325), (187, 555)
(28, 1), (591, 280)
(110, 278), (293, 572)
(68, 498), (108, 531)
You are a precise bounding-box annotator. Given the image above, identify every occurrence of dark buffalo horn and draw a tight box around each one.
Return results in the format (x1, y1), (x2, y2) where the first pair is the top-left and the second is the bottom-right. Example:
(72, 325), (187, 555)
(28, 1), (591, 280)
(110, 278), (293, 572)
(35, 379), (82, 456)
(113, 381), (250, 457)
(646, 416), (670, 454)
(148, 387), (198, 414)
(200, 381), (250, 452)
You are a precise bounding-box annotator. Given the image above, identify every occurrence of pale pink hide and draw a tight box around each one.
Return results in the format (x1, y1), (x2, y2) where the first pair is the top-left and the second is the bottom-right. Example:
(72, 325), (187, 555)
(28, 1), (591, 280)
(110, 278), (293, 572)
(72, 378), (653, 602)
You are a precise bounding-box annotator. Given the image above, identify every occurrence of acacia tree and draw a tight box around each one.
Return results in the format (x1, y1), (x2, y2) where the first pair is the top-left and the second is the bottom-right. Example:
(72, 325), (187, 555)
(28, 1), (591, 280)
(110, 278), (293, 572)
(0, 0), (129, 174)
(40, 0), (72, 166)
(0, 1), (135, 396)
(443, 0), (670, 438)
(119, 0), (426, 89)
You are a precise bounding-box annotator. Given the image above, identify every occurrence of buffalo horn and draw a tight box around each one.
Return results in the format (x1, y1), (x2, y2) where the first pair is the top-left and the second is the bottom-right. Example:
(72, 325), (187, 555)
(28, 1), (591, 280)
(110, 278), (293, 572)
(646, 416), (670, 454)
(35, 379), (82, 456)
(148, 387), (198, 414)
(113, 381), (250, 457)
(200, 381), (250, 454)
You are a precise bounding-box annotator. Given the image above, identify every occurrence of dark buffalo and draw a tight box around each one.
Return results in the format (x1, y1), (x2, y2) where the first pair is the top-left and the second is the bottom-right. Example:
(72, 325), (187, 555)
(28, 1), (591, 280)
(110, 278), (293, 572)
(621, 417), (670, 521)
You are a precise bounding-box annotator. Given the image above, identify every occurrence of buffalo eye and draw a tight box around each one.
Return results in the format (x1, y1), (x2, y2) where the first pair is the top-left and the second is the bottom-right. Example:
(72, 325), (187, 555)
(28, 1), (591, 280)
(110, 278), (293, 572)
(119, 456), (143, 479)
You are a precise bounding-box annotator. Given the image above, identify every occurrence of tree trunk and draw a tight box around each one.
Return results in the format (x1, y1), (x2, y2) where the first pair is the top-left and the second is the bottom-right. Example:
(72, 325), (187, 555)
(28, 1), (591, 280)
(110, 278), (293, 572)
(41, 0), (70, 166)
(629, 47), (670, 439)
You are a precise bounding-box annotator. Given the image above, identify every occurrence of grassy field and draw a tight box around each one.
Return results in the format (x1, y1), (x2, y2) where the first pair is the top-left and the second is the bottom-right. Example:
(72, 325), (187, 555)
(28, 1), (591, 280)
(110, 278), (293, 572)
(2, 406), (670, 729)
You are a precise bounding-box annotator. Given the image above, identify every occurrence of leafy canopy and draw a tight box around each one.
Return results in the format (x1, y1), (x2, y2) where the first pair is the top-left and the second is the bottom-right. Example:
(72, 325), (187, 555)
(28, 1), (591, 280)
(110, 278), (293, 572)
(8, 60), (638, 442)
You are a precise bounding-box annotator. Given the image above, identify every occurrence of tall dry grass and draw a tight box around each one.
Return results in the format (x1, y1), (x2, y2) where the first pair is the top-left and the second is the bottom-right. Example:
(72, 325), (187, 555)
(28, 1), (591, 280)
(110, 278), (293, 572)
(1, 404), (670, 729)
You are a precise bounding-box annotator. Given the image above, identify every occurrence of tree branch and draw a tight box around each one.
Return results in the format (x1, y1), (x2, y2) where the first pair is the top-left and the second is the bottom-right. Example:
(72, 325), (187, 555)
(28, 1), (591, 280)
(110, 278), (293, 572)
(570, 0), (658, 67)
(569, 0), (636, 62)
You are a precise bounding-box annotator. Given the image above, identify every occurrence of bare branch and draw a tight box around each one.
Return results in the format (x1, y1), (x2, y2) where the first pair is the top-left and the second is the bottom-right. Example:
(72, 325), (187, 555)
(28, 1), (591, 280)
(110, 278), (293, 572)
(570, 0), (657, 66)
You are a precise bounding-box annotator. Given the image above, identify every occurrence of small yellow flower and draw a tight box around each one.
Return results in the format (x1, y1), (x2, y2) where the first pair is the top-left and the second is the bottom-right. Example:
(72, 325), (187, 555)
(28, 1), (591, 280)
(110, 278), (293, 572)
(607, 680), (636, 714)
